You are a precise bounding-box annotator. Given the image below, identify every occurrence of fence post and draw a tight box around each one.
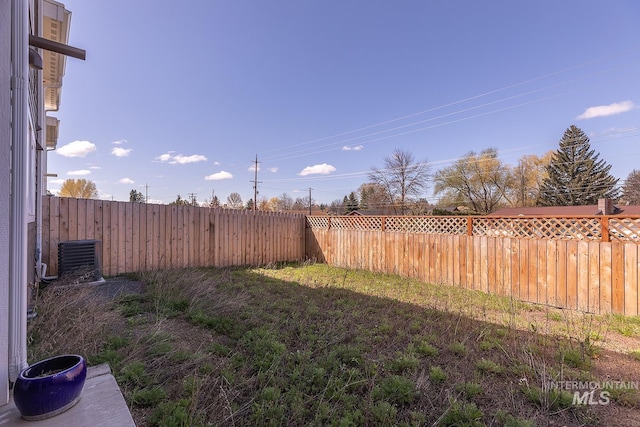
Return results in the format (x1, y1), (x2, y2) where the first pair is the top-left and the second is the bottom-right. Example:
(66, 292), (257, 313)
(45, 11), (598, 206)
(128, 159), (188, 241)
(601, 216), (610, 242)
(467, 216), (473, 236)
(327, 216), (331, 230)
(381, 216), (386, 232)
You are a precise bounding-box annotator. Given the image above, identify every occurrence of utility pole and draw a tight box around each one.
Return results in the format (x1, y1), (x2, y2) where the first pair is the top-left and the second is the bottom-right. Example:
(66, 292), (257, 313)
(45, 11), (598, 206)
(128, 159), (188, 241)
(187, 192), (197, 206)
(308, 187), (313, 215)
(144, 183), (149, 203)
(251, 154), (262, 211)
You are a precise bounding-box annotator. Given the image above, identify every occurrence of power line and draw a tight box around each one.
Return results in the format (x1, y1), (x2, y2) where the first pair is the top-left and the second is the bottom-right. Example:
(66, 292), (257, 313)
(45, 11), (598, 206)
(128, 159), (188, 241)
(259, 54), (640, 162)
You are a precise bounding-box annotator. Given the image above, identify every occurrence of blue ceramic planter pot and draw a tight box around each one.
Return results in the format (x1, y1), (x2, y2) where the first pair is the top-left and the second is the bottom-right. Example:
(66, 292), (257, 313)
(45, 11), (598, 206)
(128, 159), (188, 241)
(13, 354), (87, 421)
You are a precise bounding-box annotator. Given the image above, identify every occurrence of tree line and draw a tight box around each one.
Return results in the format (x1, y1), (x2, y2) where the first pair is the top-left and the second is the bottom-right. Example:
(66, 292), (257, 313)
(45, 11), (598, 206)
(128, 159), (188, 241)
(335, 125), (634, 215)
(57, 125), (639, 214)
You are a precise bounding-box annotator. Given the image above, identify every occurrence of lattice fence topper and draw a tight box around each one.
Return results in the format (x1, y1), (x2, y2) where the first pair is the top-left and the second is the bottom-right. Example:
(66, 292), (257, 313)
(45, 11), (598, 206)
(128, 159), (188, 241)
(473, 217), (602, 240)
(329, 216), (384, 230)
(609, 217), (640, 242)
(306, 216), (329, 229)
(306, 215), (640, 243)
(385, 216), (467, 234)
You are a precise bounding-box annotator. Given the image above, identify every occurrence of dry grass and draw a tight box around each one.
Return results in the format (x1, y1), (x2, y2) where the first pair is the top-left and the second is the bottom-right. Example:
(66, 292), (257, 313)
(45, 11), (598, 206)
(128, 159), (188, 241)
(28, 272), (126, 361)
(27, 263), (640, 426)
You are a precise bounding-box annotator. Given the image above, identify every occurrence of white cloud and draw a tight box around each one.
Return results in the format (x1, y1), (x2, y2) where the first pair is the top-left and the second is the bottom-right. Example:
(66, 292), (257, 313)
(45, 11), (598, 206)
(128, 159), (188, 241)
(342, 145), (364, 151)
(205, 171), (233, 181)
(298, 163), (336, 176)
(89, 166), (102, 170)
(48, 178), (64, 184)
(67, 169), (91, 176)
(268, 167), (279, 173)
(156, 152), (207, 164)
(112, 147), (132, 157)
(577, 100), (635, 120)
(112, 140), (127, 145)
(213, 161), (221, 166)
(118, 178), (134, 184)
(156, 153), (173, 162)
(248, 164), (260, 172)
(57, 140), (96, 158)
(174, 154), (207, 164)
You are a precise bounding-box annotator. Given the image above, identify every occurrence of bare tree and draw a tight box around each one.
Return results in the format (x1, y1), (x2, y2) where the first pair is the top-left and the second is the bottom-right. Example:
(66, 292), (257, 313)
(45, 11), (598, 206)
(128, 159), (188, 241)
(59, 179), (98, 199)
(226, 192), (243, 209)
(328, 199), (343, 214)
(368, 149), (430, 214)
(277, 193), (293, 211)
(292, 197), (307, 211)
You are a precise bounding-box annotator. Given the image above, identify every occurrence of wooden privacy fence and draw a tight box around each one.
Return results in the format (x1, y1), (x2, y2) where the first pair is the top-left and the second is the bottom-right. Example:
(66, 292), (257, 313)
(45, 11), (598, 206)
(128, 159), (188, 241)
(41, 198), (640, 315)
(306, 215), (640, 315)
(42, 197), (306, 277)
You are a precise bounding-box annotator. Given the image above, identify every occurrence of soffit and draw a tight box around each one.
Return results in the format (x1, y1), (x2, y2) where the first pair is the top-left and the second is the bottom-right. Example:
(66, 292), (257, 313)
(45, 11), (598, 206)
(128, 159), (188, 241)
(41, 0), (70, 112)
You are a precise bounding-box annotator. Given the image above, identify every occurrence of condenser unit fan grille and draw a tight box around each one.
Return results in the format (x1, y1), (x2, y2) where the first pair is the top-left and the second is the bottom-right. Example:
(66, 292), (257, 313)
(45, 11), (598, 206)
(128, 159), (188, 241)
(58, 239), (102, 281)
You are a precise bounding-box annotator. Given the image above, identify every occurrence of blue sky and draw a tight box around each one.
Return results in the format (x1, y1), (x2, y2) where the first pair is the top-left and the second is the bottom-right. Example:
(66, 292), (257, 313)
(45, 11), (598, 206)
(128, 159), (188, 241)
(48, 0), (640, 206)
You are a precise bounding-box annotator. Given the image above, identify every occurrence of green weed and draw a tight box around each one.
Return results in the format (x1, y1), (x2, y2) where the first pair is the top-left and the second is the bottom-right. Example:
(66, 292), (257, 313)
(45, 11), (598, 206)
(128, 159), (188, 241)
(494, 410), (535, 427)
(438, 400), (483, 426)
(430, 366), (448, 383)
(119, 361), (149, 387)
(475, 358), (504, 375)
(522, 386), (573, 411)
(450, 342), (467, 357)
(130, 386), (166, 407)
(373, 376), (418, 405)
(388, 353), (420, 373)
(415, 340), (439, 357)
(455, 382), (482, 399)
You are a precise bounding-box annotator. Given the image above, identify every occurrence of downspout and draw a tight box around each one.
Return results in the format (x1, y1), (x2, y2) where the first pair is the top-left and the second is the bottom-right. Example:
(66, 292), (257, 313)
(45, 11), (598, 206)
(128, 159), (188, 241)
(35, 1), (45, 289)
(9, 0), (29, 381)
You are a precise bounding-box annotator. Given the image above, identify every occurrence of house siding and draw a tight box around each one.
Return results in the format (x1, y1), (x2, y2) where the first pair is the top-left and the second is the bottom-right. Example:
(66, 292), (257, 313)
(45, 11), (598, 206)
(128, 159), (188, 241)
(0, 0), (12, 406)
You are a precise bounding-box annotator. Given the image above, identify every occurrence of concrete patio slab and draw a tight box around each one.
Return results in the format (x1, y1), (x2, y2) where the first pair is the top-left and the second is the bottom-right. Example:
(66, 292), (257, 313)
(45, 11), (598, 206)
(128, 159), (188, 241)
(0, 364), (135, 426)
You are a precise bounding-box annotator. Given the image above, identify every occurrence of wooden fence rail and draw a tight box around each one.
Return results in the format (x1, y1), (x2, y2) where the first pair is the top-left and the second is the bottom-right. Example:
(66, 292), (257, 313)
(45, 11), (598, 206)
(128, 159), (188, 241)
(306, 216), (640, 315)
(42, 197), (307, 277)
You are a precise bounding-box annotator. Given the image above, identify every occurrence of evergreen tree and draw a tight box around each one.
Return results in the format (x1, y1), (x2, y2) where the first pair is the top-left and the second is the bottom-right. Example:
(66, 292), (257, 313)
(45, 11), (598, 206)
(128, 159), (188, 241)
(622, 170), (640, 205)
(170, 194), (189, 205)
(129, 189), (145, 203)
(539, 125), (619, 206)
(342, 192), (359, 212)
